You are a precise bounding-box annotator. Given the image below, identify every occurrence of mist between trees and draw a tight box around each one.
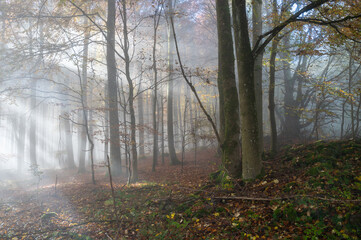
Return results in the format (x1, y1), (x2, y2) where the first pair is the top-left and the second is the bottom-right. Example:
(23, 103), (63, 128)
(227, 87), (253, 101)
(0, 0), (360, 182)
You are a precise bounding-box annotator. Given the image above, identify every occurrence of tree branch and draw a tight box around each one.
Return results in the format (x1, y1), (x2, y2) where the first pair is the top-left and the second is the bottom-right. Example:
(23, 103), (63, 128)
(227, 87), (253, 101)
(253, 0), (330, 57)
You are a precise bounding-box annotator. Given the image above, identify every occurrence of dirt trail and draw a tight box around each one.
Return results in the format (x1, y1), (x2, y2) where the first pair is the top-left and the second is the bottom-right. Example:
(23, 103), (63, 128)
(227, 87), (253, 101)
(0, 149), (220, 239)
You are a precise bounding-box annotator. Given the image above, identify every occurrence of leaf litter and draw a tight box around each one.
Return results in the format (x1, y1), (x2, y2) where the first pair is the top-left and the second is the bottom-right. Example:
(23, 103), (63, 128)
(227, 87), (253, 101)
(0, 140), (360, 239)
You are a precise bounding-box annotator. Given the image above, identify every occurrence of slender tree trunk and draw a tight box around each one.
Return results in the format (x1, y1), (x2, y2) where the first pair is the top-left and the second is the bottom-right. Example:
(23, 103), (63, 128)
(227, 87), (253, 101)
(29, 78), (37, 169)
(17, 100), (26, 173)
(79, 76), (96, 184)
(29, 18), (39, 171)
(341, 99), (346, 139)
(104, 84), (109, 162)
(268, 37), (279, 154)
(193, 102), (198, 165)
(348, 50), (355, 139)
(88, 84), (94, 168)
(233, 0), (262, 179)
(181, 98), (188, 167)
(119, 81), (129, 177)
(161, 95), (165, 165)
(120, 0), (138, 182)
(177, 89), (183, 150)
(356, 93), (361, 135)
(138, 81), (145, 158)
(252, 0), (264, 154)
(152, 6), (162, 171)
(107, 0), (122, 175)
(63, 106), (75, 169)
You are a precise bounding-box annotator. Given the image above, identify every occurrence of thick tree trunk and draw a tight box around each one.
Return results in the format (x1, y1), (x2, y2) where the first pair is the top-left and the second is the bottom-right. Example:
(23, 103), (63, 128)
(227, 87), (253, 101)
(107, 0), (122, 175)
(233, 0), (262, 179)
(78, 16), (90, 173)
(167, 0), (180, 165)
(216, 0), (241, 177)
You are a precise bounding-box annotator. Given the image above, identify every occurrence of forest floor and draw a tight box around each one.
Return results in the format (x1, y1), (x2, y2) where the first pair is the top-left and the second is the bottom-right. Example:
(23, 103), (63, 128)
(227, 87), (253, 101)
(0, 140), (360, 240)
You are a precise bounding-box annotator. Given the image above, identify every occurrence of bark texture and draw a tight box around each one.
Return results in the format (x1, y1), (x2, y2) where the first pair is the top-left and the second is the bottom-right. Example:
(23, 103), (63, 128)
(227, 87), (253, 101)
(216, 0), (241, 177)
(107, 0), (122, 175)
(233, 0), (262, 179)
(268, 37), (279, 154)
(252, 0), (264, 154)
(167, 0), (180, 165)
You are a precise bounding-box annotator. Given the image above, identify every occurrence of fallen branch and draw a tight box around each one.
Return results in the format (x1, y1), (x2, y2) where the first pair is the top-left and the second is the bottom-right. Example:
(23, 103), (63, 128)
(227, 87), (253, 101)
(213, 195), (361, 202)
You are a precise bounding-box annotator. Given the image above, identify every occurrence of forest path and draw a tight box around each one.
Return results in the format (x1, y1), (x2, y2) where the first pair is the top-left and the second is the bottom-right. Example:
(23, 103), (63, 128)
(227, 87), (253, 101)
(0, 148), (220, 239)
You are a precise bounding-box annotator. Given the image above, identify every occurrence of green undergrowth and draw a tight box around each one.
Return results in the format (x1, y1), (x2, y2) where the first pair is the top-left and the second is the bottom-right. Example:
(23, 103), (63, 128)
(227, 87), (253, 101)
(96, 140), (360, 239)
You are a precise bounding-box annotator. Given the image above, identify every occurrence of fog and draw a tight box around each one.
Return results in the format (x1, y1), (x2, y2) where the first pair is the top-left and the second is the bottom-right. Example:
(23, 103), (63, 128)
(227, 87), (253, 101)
(0, 0), (359, 176)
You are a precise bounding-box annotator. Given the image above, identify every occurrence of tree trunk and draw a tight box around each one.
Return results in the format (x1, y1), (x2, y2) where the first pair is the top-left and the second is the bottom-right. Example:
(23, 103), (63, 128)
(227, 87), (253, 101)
(78, 16), (90, 173)
(161, 95), (165, 165)
(29, 18), (38, 171)
(104, 84), (109, 163)
(17, 101), (26, 173)
(138, 81), (145, 158)
(268, 37), (279, 155)
(167, 0), (180, 165)
(348, 49), (355, 139)
(341, 99), (346, 139)
(152, 6), (162, 171)
(63, 107), (75, 169)
(193, 101), (198, 165)
(29, 78), (37, 169)
(121, 0), (138, 183)
(216, 0), (241, 177)
(107, 0), (122, 175)
(119, 81), (129, 177)
(252, 0), (264, 154)
(233, 0), (262, 179)
(281, 35), (308, 140)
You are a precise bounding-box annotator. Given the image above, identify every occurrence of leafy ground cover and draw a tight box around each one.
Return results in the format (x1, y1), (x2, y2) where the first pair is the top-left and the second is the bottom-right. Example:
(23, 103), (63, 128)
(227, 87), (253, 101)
(0, 140), (360, 239)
